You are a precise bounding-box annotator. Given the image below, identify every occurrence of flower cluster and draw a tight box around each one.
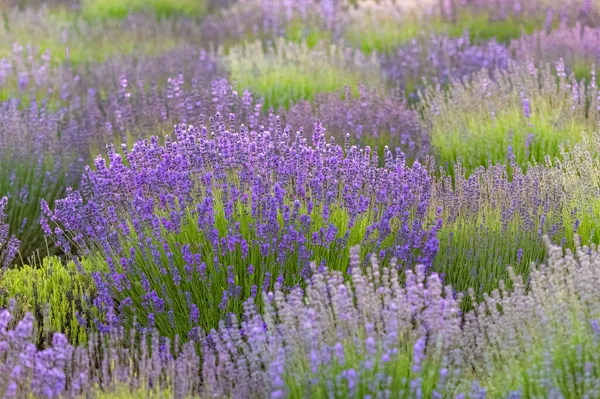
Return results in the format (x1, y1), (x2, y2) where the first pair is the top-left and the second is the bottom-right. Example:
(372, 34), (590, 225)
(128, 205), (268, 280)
(42, 115), (441, 336)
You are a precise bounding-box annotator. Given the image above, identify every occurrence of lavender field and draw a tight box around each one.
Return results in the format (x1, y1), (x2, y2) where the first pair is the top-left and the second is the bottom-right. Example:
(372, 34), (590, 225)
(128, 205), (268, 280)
(3, 0), (600, 397)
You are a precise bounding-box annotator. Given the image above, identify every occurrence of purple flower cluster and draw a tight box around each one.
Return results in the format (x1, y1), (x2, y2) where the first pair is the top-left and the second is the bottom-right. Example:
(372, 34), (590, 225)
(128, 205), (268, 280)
(382, 32), (511, 98)
(284, 85), (428, 158)
(43, 114), (441, 335)
(512, 22), (600, 78)
(0, 311), (72, 398)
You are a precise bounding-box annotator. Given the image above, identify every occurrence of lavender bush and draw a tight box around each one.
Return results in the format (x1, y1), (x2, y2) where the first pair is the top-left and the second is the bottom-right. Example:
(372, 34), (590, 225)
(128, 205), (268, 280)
(42, 116), (440, 336)
(224, 39), (382, 110)
(512, 21), (600, 81)
(0, 197), (20, 268)
(381, 32), (511, 100)
(420, 59), (600, 175)
(430, 133), (600, 300)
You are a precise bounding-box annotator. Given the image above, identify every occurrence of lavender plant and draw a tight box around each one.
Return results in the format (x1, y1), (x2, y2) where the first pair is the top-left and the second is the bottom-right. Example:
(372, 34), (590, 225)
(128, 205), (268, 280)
(284, 85), (429, 161)
(199, 0), (342, 49)
(0, 95), (86, 261)
(381, 32), (511, 100)
(420, 60), (600, 175)
(512, 21), (600, 81)
(225, 39), (382, 110)
(42, 115), (441, 338)
(431, 133), (600, 301)
(0, 197), (20, 268)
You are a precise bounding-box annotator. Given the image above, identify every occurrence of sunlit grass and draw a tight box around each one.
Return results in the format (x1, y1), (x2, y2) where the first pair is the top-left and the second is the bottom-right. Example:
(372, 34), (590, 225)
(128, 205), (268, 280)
(420, 64), (598, 176)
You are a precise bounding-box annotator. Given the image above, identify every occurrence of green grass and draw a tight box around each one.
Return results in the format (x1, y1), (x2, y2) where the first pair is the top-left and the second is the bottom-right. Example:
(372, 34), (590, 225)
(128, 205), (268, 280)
(447, 8), (548, 44)
(0, 156), (76, 263)
(284, 19), (332, 48)
(0, 7), (183, 69)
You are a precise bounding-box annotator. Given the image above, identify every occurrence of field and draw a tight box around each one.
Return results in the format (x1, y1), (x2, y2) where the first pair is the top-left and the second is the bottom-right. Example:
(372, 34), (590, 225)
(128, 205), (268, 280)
(3, 0), (600, 397)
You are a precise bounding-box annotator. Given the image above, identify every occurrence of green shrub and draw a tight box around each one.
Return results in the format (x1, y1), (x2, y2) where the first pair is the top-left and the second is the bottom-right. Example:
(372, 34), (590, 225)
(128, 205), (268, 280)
(226, 39), (382, 110)
(0, 256), (95, 346)
(81, 0), (208, 20)
(420, 62), (599, 176)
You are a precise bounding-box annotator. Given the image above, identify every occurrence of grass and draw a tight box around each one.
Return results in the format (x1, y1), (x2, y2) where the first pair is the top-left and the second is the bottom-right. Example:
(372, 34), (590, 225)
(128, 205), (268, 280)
(0, 155), (78, 263)
(284, 19), (332, 48)
(0, 7), (184, 68)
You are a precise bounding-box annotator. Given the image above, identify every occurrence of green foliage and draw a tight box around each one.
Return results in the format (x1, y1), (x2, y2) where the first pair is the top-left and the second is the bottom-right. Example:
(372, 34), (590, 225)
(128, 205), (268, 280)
(344, 5), (550, 54)
(0, 8), (181, 68)
(0, 157), (72, 263)
(284, 19), (332, 48)
(81, 0), (208, 20)
(420, 65), (599, 176)
(446, 8), (547, 44)
(0, 256), (96, 346)
(226, 39), (382, 110)
(92, 385), (173, 399)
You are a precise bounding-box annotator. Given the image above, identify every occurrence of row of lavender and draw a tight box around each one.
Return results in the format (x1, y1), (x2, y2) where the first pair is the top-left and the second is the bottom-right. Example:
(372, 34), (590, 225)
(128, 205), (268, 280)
(2, 236), (600, 397)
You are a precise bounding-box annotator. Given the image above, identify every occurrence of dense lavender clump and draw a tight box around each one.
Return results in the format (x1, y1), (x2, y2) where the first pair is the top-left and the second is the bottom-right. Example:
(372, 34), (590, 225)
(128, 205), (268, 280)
(512, 22), (600, 80)
(0, 95), (85, 261)
(285, 85), (428, 160)
(431, 133), (600, 300)
(42, 115), (441, 337)
(0, 43), (221, 102)
(382, 32), (511, 99)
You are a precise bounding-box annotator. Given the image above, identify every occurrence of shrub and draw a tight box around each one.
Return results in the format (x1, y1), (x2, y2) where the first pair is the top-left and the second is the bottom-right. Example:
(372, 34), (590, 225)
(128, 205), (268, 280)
(420, 60), (600, 176)
(0, 256), (95, 346)
(431, 133), (600, 303)
(43, 116), (440, 338)
(225, 39), (382, 110)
